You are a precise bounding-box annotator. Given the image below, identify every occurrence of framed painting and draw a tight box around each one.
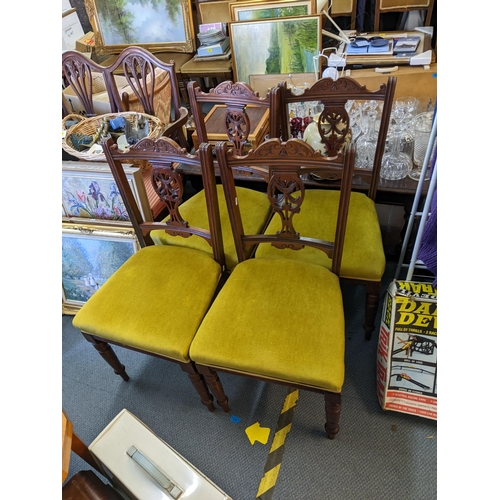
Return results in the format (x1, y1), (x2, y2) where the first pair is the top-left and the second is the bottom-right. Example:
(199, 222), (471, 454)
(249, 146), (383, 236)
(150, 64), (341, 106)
(84, 0), (196, 54)
(62, 161), (152, 226)
(62, 223), (140, 314)
(229, 15), (321, 84)
(229, 0), (315, 22)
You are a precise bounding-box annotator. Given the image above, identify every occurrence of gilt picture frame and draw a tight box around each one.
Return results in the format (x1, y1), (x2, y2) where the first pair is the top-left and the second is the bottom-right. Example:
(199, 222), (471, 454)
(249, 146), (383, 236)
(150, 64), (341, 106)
(229, 0), (315, 21)
(84, 0), (196, 54)
(62, 161), (152, 226)
(229, 15), (321, 84)
(62, 223), (140, 314)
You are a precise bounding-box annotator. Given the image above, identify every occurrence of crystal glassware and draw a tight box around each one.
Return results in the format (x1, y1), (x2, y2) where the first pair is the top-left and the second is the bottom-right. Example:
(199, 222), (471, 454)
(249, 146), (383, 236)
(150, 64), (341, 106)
(355, 108), (379, 169)
(380, 107), (412, 180)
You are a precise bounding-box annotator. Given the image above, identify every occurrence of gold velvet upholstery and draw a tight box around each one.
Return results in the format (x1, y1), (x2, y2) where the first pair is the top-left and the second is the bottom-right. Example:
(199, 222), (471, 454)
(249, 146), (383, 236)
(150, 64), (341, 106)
(151, 185), (272, 271)
(189, 138), (357, 439)
(190, 258), (345, 392)
(73, 246), (221, 362)
(255, 190), (385, 281)
(271, 76), (397, 339)
(71, 137), (226, 412)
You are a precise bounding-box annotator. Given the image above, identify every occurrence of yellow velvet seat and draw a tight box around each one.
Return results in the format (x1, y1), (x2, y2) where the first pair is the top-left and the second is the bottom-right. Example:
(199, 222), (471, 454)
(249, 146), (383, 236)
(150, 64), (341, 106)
(151, 185), (271, 271)
(189, 138), (357, 439)
(73, 246), (222, 362)
(270, 77), (397, 339)
(255, 190), (385, 281)
(71, 137), (226, 412)
(190, 258), (345, 392)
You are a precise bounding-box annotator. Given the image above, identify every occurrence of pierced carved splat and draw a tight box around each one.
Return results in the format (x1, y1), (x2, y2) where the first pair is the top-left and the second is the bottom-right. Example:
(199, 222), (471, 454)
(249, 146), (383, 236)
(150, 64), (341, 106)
(62, 59), (94, 115)
(316, 106), (350, 157)
(128, 137), (197, 237)
(121, 55), (156, 116)
(226, 109), (251, 155)
(268, 172), (305, 250)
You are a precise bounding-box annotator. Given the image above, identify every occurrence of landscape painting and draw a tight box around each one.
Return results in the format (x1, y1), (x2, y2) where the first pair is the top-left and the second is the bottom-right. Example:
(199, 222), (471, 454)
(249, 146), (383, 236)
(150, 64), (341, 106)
(62, 225), (139, 311)
(230, 16), (320, 84)
(85, 0), (195, 53)
(229, 0), (313, 21)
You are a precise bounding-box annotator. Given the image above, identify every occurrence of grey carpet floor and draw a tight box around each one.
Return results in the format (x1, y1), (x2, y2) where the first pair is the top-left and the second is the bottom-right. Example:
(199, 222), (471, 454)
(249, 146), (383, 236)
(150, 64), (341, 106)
(62, 260), (437, 499)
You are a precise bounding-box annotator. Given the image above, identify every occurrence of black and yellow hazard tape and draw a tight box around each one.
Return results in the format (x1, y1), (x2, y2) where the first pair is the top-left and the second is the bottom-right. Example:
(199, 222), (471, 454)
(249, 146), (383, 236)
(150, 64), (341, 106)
(256, 387), (299, 500)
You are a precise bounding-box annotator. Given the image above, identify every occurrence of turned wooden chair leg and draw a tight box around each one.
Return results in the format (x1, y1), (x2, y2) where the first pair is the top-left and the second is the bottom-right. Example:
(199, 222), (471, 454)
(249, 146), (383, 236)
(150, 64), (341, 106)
(364, 281), (382, 340)
(324, 392), (341, 439)
(196, 365), (230, 412)
(82, 334), (130, 381)
(179, 362), (216, 412)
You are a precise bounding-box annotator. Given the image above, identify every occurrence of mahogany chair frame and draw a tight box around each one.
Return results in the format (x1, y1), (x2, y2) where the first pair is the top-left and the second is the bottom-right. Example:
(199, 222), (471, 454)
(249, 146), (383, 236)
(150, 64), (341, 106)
(374, 0), (435, 32)
(62, 46), (189, 148)
(75, 136), (225, 411)
(273, 76), (397, 339)
(187, 80), (279, 157)
(192, 138), (357, 438)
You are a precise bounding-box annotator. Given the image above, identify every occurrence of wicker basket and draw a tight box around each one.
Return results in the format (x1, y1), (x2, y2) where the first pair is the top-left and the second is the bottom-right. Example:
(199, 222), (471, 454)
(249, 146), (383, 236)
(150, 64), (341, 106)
(62, 111), (166, 162)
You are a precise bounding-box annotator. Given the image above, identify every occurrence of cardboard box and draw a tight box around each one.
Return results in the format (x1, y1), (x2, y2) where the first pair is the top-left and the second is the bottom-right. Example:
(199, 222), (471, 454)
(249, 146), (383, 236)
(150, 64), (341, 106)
(198, 0), (231, 24)
(75, 31), (95, 53)
(376, 280), (437, 420)
(348, 63), (437, 105)
(62, 75), (130, 116)
(62, 9), (85, 50)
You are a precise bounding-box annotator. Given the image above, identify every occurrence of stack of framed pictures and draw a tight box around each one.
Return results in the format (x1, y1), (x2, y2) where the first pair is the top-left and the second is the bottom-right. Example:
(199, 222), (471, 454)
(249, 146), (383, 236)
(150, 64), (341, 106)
(227, 0), (321, 92)
(62, 161), (148, 314)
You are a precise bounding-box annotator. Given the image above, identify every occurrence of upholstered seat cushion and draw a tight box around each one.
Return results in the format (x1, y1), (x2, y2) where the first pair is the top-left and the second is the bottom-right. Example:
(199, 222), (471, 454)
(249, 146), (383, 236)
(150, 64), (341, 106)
(72, 245), (221, 362)
(151, 185), (271, 270)
(254, 190), (385, 281)
(190, 258), (345, 392)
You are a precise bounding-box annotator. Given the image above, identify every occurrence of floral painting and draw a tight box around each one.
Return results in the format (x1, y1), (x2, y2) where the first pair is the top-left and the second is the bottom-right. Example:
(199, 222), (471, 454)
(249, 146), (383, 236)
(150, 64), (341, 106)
(63, 177), (129, 221)
(62, 161), (151, 223)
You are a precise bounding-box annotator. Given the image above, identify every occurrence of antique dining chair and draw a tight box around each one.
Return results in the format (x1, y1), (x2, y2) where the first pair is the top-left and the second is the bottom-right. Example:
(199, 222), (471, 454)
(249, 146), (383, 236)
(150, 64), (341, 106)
(62, 46), (189, 148)
(265, 76), (396, 339)
(148, 80), (278, 271)
(374, 0), (435, 31)
(72, 136), (226, 411)
(189, 138), (356, 438)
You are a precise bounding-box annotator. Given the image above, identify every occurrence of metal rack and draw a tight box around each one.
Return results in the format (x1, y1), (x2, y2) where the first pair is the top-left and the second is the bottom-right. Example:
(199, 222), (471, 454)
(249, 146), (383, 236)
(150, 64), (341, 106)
(395, 112), (437, 281)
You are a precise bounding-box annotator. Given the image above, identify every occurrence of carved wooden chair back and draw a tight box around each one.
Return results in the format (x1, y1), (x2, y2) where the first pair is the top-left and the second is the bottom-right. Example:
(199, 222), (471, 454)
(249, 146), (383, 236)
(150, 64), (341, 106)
(62, 47), (189, 147)
(274, 76), (396, 201)
(374, 0), (435, 31)
(188, 138), (356, 439)
(103, 136), (224, 266)
(72, 137), (226, 412)
(217, 138), (355, 272)
(62, 52), (118, 117)
(187, 80), (279, 156)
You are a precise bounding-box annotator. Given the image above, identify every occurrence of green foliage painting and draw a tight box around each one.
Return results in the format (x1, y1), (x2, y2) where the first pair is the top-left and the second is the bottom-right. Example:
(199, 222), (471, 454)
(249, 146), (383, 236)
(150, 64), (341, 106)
(231, 16), (320, 84)
(94, 0), (186, 45)
(62, 230), (136, 304)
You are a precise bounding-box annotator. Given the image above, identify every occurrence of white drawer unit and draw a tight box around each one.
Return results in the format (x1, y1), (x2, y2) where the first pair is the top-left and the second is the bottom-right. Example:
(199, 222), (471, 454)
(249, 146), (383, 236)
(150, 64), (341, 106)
(89, 409), (232, 500)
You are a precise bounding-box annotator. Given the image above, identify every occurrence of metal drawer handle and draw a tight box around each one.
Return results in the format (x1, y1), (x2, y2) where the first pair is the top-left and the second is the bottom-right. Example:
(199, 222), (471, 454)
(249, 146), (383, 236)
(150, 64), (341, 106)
(127, 445), (183, 499)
